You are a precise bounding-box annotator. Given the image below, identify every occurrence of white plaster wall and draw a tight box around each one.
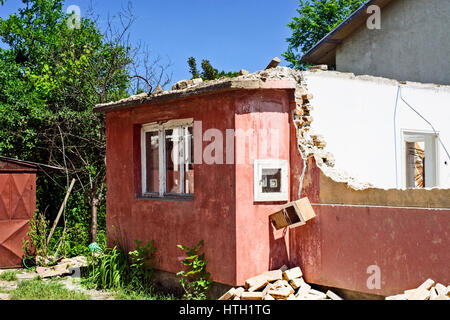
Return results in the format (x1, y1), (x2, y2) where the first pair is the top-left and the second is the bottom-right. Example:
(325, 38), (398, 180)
(303, 70), (450, 189)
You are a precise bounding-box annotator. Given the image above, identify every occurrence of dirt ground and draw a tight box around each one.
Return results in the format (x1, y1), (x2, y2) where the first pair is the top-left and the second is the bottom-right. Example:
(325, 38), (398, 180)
(0, 268), (114, 300)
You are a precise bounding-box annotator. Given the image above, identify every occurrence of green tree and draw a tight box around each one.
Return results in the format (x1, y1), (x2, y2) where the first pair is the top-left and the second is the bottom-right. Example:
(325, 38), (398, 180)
(0, 0), (170, 247)
(187, 57), (238, 80)
(283, 0), (365, 69)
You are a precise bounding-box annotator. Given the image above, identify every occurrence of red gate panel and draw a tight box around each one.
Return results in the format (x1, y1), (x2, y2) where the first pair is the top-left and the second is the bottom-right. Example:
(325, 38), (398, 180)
(0, 173), (35, 268)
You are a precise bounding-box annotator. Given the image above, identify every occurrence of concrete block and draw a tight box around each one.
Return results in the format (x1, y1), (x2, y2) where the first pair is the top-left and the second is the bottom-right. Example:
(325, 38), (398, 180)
(234, 287), (245, 298)
(295, 283), (311, 299)
(385, 294), (406, 300)
(326, 290), (343, 300)
(241, 291), (264, 300)
(430, 287), (438, 300)
(417, 279), (435, 291)
(263, 270), (283, 282)
(268, 287), (294, 300)
(290, 278), (305, 290)
(245, 274), (267, 289)
(309, 289), (327, 299)
(283, 267), (303, 281)
(409, 288), (431, 300)
(434, 283), (447, 296)
(248, 278), (268, 292)
(265, 57), (281, 70)
(219, 288), (236, 300)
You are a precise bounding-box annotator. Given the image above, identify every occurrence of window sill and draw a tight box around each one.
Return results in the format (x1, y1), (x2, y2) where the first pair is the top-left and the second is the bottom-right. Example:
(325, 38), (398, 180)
(137, 194), (194, 201)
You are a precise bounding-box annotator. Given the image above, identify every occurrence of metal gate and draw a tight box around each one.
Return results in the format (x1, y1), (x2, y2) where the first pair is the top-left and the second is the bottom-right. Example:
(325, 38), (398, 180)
(0, 171), (36, 268)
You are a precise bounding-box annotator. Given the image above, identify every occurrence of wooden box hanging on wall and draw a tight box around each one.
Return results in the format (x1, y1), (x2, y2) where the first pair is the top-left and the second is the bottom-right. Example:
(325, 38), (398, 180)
(269, 197), (316, 230)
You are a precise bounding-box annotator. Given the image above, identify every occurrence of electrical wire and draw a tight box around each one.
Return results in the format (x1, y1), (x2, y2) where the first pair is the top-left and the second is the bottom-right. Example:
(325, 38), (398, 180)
(399, 87), (450, 162)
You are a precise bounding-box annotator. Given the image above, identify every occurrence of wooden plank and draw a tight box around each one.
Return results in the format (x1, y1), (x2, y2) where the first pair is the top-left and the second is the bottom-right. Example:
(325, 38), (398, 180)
(269, 210), (289, 230)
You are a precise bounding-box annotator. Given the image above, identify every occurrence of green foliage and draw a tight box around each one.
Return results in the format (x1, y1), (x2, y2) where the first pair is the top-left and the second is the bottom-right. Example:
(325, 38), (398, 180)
(283, 0), (365, 69)
(176, 240), (212, 300)
(9, 278), (90, 300)
(22, 211), (49, 260)
(187, 57), (238, 80)
(0, 270), (18, 281)
(0, 0), (133, 246)
(187, 57), (200, 79)
(128, 240), (156, 290)
(84, 246), (127, 290)
(83, 240), (157, 292)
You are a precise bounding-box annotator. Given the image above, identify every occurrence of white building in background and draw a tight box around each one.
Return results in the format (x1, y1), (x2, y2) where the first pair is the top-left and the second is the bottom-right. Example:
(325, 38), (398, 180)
(303, 70), (450, 189)
(299, 0), (450, 189)
(301, 0), (450, 85)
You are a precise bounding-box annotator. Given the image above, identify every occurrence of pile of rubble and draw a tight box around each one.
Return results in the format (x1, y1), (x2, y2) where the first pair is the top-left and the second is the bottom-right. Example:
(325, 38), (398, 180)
(385, 279), (450, 300)
(219, 266), (342, 300)
(34, 256), (88, 278)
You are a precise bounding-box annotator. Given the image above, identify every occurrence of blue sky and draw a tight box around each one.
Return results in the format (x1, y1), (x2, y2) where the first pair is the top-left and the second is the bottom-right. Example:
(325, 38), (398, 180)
(0, 0), (300, 87)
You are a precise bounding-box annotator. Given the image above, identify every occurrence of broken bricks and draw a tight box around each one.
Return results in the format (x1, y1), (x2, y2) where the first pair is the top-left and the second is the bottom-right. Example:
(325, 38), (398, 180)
(218, 265), (338, 301)
(385, 278), (450, 300)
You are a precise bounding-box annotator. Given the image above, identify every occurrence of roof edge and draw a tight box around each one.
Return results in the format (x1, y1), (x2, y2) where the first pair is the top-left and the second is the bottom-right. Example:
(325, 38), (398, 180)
(94, 78), (297, 113)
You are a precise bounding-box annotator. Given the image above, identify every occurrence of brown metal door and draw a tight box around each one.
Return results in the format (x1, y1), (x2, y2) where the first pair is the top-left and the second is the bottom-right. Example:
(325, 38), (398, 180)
(0, 173), (35, 268)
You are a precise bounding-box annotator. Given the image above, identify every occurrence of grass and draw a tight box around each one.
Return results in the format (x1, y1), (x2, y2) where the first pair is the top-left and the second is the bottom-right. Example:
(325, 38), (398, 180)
(113, 286), (177, 300)
(9, 279), (91, 300)
(0, 270), (18, 281)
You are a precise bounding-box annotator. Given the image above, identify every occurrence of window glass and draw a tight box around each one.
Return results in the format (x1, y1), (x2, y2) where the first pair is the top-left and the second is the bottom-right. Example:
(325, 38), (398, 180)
(165, 128), (181, 193)
(185, 126), (194, 194)
(145, 131), (159, 193)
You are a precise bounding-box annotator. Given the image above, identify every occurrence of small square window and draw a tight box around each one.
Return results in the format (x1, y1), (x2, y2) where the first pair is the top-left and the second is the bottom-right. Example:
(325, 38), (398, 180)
(254, 159), (288, 202)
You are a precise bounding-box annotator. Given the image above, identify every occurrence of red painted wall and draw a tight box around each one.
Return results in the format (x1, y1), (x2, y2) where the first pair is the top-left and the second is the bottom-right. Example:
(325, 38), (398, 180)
(106, 91), (238, 285)
(233, 90), (293, 285)
(105, 86), (450, 296)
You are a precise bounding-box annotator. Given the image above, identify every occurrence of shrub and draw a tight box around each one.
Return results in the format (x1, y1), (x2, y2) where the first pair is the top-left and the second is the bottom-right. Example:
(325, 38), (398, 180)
(176, 240), (213, 300)
(84, 246), (127, 290)
(22, 211), (49, 261)
(83, 240), (156, 292)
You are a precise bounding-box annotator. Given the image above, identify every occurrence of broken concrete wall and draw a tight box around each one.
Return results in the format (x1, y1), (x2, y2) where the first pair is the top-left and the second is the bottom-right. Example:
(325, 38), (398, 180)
(303, 70), (450, 189)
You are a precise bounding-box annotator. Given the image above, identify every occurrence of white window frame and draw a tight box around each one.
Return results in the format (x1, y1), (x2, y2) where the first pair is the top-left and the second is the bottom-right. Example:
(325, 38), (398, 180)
(401, 129), (439, 188)
(253, 159), (288, 202)
(141, 118), (194, 197)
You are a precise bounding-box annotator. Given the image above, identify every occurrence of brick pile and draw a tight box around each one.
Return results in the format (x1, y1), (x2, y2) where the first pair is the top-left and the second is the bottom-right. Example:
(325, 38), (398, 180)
(385, 279), (450, 300)
(218, 266), (342, 301)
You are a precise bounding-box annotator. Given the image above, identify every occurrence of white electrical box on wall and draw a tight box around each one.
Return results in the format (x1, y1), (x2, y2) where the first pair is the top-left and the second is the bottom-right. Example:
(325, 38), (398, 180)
(253, 159), (288, 202)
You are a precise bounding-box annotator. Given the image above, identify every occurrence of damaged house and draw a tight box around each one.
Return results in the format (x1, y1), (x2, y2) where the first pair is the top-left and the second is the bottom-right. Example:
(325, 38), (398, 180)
(94, 0), (450, 299)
